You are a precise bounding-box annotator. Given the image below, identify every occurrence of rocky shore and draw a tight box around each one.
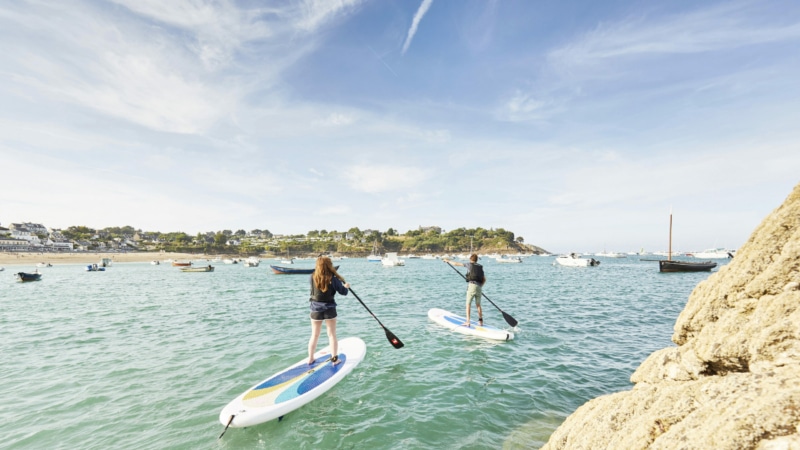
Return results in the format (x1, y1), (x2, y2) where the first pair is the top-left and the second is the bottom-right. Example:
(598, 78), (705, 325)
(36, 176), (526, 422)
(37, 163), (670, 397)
(541, 182), (800, 449)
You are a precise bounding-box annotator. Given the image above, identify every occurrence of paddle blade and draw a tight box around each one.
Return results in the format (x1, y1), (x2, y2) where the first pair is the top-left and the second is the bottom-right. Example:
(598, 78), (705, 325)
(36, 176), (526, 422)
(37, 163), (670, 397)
(502, 311), (518, 328)
(384, 327), (404, 349)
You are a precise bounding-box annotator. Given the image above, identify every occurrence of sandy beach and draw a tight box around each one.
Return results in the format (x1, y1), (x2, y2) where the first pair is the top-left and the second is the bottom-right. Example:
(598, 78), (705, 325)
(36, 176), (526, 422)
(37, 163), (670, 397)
(0, 251), (247, 266)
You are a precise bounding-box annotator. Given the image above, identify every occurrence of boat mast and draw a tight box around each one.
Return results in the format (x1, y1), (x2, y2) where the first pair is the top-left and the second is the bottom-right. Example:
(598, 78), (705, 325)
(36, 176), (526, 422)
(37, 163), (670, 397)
(668, 207), (673, 261)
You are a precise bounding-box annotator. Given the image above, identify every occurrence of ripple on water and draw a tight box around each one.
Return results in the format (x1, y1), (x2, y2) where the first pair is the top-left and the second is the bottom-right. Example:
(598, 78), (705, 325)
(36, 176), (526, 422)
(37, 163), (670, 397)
(0, 258), (725, 449)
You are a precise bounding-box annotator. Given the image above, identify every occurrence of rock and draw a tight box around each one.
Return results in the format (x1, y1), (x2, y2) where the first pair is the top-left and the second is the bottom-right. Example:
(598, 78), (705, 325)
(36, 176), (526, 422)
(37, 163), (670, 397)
(541, 182), (800, 449)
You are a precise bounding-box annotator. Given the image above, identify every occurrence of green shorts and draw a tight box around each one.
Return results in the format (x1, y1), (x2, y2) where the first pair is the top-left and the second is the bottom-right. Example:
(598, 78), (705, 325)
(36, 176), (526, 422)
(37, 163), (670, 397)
(466, 282), (482, 307)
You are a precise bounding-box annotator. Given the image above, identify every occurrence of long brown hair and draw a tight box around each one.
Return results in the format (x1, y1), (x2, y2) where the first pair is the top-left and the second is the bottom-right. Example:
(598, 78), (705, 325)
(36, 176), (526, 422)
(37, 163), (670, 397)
(313, 256), (345, 292)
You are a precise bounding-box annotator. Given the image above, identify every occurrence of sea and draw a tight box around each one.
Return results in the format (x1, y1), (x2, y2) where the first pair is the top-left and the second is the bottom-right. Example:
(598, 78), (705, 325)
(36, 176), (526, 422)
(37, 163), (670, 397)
(0, 255), (729, 449)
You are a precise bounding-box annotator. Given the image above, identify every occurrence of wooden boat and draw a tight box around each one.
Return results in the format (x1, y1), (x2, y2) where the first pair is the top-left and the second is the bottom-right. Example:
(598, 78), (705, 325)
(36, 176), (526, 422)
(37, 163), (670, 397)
(660, 209), (716, 273)
(180, 265), (214, 272)
(15, 271), (42, 282)
(269, 265), (339, 275)
(172, 261), (192, 267)
(659, 260), (716, 272)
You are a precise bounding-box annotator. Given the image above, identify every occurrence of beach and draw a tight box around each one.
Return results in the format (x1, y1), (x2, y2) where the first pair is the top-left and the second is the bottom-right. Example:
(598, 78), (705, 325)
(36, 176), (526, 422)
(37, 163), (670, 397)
(0, 251), (242, 266)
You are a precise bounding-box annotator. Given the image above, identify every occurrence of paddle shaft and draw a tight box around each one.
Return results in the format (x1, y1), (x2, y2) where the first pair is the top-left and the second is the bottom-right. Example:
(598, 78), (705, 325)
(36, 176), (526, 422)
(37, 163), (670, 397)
(347, 287), (404, 349)
(444, 261), (519, 327)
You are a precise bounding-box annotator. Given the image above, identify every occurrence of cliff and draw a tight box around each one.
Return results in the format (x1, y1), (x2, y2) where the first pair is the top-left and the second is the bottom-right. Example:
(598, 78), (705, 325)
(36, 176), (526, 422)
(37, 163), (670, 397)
(541, 183), (800, 450)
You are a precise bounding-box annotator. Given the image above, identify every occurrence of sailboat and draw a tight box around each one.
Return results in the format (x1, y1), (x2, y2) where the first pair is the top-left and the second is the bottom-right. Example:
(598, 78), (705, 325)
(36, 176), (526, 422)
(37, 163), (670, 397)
(659, 209), (717, 273)
(366, 241), (381, 262)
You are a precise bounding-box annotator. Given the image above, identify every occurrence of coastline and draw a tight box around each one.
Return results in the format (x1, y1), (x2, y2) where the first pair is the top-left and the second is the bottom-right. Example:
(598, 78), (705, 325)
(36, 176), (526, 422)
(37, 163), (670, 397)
(0, 251), (239, 266)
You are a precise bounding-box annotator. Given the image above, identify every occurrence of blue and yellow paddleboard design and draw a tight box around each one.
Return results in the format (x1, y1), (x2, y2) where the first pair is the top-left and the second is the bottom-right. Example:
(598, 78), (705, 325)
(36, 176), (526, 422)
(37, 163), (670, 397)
(220, 337), (366, 428)
(428, 308), (514, 341)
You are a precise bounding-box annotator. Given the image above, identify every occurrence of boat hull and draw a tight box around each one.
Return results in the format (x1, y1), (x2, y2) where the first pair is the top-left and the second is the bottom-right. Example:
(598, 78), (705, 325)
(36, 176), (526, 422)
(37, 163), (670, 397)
(659, 260), (716, 272)
(15, 272), (42, 282)
(270, 265), (339, 275)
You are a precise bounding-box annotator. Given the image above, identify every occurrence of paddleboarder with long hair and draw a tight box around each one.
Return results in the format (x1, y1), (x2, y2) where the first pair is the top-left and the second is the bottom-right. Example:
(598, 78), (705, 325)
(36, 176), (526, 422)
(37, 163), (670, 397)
(307, 256), (350, 365)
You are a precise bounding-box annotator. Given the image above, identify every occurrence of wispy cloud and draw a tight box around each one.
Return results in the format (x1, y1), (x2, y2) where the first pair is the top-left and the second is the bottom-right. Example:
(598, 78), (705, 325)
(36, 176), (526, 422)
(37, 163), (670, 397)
(402, 0), (433, 55)
(548, 3), (800, 70)
(344, 164), (431, 193)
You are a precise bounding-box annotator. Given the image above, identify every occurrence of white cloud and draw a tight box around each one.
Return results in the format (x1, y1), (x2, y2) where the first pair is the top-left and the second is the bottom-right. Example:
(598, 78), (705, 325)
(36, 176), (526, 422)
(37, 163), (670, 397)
(549, 3), (800, 70)
(344, 164), (431, 193)
(402, 0), (434, 55)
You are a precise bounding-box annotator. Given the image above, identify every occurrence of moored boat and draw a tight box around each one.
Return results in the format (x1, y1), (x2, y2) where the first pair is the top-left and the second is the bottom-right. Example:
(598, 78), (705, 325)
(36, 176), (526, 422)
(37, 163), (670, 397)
(172, 261), (192, 267)
(381, 252), (405, 266)
(85, 264), (106, 272)
(659, 260), (716, 272)
(244, 257), (260, 267)
(554, 253), (600, 267)
(15, 271), (42, 282)
(692, 248), (735, 259)
(180, 265), (214, 272)
(270, 265), (339, 275)
(659, 210), (719, 273)
(495, 255), (522, 263)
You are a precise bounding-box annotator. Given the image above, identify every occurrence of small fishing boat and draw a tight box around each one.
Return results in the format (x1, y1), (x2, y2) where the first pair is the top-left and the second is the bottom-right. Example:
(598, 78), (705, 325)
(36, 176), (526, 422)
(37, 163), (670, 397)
(659, 260), (717, 272)
(15, 271), (42, 282)
(85, 264), (106, 272)
(659, 210), (717, 273)
(270, 265), (339, 275)
(495, 255), (522, 263)
(381, 252), (405, 266)
(36, 262), (52, 268)
(172, 261), (192, 267)
(554, 253), (600, 267)
(180, 265), (214, 272)
(244, 257), (260, 267)
(151, 260), (160, 265)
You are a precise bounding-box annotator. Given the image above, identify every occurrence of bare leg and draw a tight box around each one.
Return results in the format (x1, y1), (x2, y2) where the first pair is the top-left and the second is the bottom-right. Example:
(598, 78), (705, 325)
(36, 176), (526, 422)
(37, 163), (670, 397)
(325, 318), (340, 364)
(308, 320), (323, 364)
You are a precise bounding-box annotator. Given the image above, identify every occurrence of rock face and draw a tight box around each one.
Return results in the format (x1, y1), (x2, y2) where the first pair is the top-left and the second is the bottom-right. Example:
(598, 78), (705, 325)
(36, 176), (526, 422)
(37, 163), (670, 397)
(542, 183), (800, 450)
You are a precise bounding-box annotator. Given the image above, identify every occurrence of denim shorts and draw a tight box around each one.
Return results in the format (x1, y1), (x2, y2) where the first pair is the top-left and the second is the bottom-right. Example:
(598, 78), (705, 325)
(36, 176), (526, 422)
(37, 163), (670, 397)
(310, 301), (337, 321)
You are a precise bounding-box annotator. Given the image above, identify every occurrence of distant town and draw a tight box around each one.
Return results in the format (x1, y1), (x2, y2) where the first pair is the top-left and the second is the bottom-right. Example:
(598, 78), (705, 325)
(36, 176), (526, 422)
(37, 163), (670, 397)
(0, 222), (544, 256)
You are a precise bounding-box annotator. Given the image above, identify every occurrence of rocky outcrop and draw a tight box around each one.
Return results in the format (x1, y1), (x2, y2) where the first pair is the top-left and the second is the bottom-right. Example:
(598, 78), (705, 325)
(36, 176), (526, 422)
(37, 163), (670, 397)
(542, 183), (800, 450)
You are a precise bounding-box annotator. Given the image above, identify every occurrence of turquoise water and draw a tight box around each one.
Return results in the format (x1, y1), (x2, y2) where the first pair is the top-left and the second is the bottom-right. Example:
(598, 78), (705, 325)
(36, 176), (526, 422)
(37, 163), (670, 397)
(0, 256), (727, 449)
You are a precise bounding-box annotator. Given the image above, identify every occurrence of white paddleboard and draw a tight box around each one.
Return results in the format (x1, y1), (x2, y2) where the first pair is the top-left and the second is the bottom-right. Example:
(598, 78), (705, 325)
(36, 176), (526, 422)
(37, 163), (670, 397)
(428, 308), (514, 341)
(219, 336), (366, 428)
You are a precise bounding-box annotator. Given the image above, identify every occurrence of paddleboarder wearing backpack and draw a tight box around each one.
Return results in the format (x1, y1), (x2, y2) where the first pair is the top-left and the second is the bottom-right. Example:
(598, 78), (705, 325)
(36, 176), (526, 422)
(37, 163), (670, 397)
(443, 254), (486, 327)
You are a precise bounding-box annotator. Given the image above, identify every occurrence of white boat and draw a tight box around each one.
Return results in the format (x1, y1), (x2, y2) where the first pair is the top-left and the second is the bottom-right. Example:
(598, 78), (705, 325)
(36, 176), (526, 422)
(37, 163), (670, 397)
(367, 241), (381, 262)
(151, 260), (160, 265)
(554, 253), (600, 267)
(36, 262), (52, 268)
(244, 257), (260, 267)
(692, 248), (735, 259)
(595, 251), (627, 258)
(381, 252), (405, 266)
(421, 254), (438, 260)
(495, 255), (522, 263)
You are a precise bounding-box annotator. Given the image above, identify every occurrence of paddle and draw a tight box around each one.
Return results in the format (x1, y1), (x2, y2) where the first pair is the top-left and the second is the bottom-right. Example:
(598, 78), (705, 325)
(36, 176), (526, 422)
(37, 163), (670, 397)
(444, 261), (519, 328)
(348, 287), (404, 349)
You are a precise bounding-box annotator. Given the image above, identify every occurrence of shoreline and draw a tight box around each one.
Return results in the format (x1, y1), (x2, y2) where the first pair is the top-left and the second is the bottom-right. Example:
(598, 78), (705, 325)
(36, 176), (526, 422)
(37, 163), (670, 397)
(0, 251), (242, 266)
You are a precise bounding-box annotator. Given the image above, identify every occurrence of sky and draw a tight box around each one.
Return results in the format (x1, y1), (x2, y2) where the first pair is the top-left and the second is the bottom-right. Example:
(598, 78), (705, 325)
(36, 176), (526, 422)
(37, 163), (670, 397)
(1, 0), (798, 254)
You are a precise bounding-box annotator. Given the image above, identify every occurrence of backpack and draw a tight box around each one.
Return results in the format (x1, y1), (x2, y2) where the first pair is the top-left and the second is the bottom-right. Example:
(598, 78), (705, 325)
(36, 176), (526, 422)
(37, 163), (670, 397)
(466, 263), (484, 283)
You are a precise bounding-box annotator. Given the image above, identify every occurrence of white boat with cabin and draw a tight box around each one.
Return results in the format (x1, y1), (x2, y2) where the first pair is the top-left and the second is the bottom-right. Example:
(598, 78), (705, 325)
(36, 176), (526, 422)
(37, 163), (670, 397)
(554, 253), (600, 267)
(692, 248), (735, 259)
(381, 252), (405, 266)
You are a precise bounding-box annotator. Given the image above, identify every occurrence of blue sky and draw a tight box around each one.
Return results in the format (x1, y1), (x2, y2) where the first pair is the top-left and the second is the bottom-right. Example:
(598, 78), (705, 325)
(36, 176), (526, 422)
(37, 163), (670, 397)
(1, 0), (798, 254)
